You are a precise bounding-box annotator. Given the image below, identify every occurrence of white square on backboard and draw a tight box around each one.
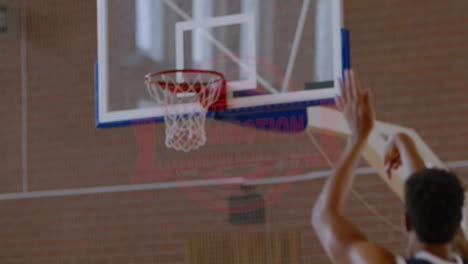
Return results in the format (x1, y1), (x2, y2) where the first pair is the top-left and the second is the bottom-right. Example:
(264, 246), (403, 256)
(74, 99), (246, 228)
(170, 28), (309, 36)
(175, 13), (257, 91)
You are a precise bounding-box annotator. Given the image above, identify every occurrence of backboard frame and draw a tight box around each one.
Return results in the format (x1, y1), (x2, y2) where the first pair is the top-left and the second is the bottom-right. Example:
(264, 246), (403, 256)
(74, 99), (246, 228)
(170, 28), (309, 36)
(95, 0), (349, 128)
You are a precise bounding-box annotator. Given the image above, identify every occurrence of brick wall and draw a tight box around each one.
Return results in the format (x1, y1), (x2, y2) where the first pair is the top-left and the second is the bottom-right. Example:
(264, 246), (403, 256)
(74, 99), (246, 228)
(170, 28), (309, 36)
(0, 0), (22, 194)
(1, 0), (468, 263)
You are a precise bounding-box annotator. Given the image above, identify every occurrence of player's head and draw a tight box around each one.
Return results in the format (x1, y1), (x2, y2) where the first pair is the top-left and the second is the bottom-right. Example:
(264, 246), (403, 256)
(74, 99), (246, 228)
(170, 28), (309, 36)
(404, 168), (465, 244)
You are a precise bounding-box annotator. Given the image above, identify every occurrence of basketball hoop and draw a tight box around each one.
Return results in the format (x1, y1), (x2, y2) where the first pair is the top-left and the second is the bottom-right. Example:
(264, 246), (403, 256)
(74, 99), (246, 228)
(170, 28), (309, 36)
(144, 70), (227, 152)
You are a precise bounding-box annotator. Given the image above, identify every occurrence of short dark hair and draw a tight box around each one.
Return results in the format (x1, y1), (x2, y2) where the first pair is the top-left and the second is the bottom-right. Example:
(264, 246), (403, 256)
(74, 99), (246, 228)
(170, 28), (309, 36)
(405, 168), (465, 244)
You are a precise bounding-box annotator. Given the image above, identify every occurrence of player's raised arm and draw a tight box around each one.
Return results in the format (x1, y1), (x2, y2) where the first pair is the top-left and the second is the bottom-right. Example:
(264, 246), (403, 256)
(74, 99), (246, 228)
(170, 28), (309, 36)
(312, 69), (396, 264)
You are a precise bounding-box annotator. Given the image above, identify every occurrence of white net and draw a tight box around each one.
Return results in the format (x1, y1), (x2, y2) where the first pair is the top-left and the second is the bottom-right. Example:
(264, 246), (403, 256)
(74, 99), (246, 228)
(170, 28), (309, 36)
(145, 70), (225, 152)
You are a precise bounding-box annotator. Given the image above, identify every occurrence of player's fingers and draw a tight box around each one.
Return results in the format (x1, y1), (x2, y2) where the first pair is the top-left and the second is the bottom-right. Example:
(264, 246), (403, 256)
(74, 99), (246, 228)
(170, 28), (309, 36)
(346, 70), (354, 101)
(386, 158), (401, 178)
(383, 149), (392, 164)
(386, 165), (392, 179)
(335, 96), (344, 111)
(339, 78), (347, 103)
(396, 162), (401, 169)
(395, 157), (402, 165)
(364, 88), (374, 109)
(350, 69), (359, 100)
(361, 89), (369, 111)
(386, 155), (399, 168)
(363, 88), (375, 120)
(363, 88), (369, 101)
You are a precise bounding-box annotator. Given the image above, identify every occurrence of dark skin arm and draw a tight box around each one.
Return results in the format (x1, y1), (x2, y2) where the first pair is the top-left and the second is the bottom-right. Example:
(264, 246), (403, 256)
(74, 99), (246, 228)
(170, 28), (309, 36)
(312, 70), (396, 264)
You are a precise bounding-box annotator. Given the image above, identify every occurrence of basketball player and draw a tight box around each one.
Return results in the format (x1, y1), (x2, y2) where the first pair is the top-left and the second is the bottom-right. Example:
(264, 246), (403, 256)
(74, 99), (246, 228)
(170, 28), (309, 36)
(312, 69), (466, 264)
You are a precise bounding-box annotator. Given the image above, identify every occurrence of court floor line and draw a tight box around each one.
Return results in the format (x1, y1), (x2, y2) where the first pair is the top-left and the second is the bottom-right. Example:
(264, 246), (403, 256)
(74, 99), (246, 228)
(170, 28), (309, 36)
(0, 159), (467, 201)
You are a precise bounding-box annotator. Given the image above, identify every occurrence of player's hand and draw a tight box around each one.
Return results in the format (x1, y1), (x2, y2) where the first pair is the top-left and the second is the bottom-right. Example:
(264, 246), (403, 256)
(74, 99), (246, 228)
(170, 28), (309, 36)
(336, 69), (375, 142)
(384, 133), (426, 179)
(384, 135), (403, 178)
